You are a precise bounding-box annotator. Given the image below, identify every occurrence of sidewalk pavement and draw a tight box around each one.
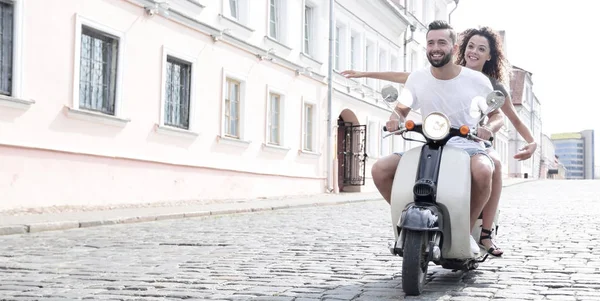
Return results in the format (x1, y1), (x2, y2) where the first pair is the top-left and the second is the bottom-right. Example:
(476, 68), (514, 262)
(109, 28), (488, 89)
(0, 177), (536, 236)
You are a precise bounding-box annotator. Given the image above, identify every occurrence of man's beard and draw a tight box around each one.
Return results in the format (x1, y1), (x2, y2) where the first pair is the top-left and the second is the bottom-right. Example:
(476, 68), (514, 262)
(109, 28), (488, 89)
(427, 51), (452, 67)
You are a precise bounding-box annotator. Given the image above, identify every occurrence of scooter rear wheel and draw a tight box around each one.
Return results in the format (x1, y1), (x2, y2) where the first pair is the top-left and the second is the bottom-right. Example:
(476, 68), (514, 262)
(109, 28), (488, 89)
(401, 230), (429, 296)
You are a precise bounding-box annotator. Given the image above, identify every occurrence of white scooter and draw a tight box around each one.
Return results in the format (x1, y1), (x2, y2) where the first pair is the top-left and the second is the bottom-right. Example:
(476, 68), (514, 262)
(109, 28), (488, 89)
(379, 84), (505, 296)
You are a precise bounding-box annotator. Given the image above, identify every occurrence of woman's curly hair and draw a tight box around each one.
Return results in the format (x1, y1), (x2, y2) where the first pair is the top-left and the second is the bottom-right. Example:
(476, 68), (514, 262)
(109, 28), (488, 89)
(455, 27), (510, 83)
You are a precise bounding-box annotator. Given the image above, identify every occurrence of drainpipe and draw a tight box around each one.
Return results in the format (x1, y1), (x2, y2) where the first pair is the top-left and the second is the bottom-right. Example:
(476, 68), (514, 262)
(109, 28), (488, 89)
(403, 24), (415, 72)
(326, 0), (334, 193)
(448, 0), (459, 25)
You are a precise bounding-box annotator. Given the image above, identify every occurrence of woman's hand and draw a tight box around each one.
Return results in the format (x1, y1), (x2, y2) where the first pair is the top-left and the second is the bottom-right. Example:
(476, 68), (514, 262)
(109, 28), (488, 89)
(340, 70), (365, 79)
(514, 142), (537, 161)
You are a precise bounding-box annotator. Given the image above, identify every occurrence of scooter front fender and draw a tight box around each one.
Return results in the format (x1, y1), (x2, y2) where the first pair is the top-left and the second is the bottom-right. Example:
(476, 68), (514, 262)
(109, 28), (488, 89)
(400, 205), (444, 232)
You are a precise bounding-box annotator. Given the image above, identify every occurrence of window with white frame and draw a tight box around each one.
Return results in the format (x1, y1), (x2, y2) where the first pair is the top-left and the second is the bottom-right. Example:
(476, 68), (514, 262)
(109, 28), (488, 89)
(79, 25), (119, 115)
(334, 26), (340, 70)
(268, 0), (278, 39)
(228, 0), (239, 19)
(224, 78), (241, 138)
(390, 55), (399, 89)
(410, 49), (418, 72)
(350, 32), (358, 70)
(267, 92), (283, 145)
(164, 56), (191, 129)
(378, 49), (388, 89)
(303, 4), (314, 55)
(392, 134), (404, 153)
(223, 0), (248, 25)
(365, 40), (375, 87)
(302, 102), (315, 152)
(267, 0), (288, 44)
(408, 0), (416, 15)
(380, 127), (391, 157)
(421, 0), (428, 23)
(0, 1), (13, 96)
(367, 120), (379, 157)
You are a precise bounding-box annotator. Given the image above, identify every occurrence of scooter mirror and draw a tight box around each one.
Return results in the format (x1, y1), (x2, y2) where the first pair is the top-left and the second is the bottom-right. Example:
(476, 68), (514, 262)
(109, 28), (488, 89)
(483, 90), (505, 115)
(381, 85), (398, 103)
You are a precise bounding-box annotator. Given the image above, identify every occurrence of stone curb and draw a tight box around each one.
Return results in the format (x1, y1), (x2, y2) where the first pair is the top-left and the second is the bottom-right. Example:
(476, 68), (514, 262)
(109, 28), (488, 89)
(0, 179), (536, 237)
(0, 197), (382, 237)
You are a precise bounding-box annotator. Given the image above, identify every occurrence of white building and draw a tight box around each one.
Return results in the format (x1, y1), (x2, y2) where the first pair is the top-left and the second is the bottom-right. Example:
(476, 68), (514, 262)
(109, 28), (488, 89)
(506, 66), (543, 179)
(333, 0), (455, 192)
(0, 0), (455, 211)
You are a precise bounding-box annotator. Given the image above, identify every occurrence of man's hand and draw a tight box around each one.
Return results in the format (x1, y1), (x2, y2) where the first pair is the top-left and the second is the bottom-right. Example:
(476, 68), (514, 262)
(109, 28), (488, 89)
(477, 126), (493, 141)
(385, 119), (401, 132)
(514, 142), (537, 161)
(340, 70), (365, 79)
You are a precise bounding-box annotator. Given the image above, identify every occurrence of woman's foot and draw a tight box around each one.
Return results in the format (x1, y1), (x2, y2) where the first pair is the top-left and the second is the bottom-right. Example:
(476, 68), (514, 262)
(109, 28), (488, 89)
(479, 228), (503, 257)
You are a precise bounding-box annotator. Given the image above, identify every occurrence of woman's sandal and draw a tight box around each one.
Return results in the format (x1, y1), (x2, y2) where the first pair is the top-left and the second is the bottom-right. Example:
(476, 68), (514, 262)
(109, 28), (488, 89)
(479, 228), (503, 257)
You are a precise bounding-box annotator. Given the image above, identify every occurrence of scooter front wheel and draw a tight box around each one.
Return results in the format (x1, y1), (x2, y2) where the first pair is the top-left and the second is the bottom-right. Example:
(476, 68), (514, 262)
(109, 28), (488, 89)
(401, 230), (429, 296)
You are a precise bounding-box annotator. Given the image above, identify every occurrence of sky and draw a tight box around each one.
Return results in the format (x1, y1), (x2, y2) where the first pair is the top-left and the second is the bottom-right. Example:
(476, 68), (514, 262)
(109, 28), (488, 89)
(449, 0), (599, 164)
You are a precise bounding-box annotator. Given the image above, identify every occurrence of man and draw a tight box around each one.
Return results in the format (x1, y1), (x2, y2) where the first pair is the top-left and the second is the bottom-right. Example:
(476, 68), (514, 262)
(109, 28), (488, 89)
(373, 20), (504, 253)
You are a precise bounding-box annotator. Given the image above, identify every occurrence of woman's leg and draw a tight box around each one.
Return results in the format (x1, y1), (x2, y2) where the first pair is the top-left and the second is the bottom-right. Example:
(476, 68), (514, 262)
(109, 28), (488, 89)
(480, 149), (503, 256)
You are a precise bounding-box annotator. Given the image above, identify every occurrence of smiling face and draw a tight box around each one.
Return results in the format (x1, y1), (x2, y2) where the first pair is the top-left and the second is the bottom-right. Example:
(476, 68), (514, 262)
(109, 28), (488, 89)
(464, 34), (492, 72)
(426, 29), (456, 68)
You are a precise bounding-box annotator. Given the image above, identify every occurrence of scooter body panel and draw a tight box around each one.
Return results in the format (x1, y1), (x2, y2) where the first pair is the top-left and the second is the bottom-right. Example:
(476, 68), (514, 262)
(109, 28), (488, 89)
(390, 147), (422, 239)
(436, 145), (473, 259)
(390, 144), (475, 260)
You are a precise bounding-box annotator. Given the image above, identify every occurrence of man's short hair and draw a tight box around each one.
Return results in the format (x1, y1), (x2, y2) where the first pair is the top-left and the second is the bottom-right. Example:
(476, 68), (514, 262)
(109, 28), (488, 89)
(427, 20), (457, 44)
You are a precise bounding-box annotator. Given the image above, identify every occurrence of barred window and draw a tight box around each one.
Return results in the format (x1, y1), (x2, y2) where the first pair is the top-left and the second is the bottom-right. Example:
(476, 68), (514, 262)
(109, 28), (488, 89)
(164, 56), (191, 129)
(0, 1), (13, 96)
(79, 26), (118, 115)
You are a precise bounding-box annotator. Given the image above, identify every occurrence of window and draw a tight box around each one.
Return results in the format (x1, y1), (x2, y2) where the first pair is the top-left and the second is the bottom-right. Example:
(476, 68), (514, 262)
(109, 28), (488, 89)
(224, 78), (241, 138)
(268, 0), (280, 40)
(380, 127), (390, 157)
(79, 25), (119, 115)
(0, 1), (13, 96)
(164, 56), (191, 129)
(303, 5), (314, 55)
(334, 26), (340, 70)
(378, 49), (388, 89)
(390, 55), (399, 89)
(392, 134), (404, 154)
(350, 33), (358, 70)
(410, 49), (418, 71)
(229, 0), (239, 19)
(421, 0), (428, 23)
(302, 102), (316, 152)
(221, 0), (249, 26)
(365, 40), (374, 87)
(268, 92), (282, 145)
(367, 119), (379, 157)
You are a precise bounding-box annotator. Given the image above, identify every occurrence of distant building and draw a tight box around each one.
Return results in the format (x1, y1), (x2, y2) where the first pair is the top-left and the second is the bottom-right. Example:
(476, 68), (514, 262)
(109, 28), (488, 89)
(551, 130), (595, 179)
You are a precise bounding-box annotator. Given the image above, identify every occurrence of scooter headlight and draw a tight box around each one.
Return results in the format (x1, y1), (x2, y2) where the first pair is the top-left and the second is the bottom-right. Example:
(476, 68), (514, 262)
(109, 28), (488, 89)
(422, 112), (450, 140)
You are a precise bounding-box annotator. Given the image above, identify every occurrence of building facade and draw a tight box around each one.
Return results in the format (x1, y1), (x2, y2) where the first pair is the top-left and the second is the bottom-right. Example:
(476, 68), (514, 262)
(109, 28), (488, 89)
(551, 130), (595, 179)
(539, 133), (567, 179)
(0, 0), (454, 210)
(505, 66), (543, 179)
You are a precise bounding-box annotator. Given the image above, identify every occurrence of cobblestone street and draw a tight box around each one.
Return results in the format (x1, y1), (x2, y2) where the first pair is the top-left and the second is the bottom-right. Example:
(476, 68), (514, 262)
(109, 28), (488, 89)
(1, 180), (599, 300)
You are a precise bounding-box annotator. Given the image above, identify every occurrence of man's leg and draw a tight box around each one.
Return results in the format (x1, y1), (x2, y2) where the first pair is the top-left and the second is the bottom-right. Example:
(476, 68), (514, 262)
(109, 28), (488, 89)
(469, 152), (495, 230)
(371, 153), (402, 204)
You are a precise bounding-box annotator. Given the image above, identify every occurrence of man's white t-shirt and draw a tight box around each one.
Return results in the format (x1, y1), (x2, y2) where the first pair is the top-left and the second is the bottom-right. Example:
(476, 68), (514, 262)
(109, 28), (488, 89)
(401, 66), (494, 151)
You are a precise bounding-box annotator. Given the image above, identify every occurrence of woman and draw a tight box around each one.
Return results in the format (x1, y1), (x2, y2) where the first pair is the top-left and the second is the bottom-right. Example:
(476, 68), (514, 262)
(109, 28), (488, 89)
(341, 27), (538, 257)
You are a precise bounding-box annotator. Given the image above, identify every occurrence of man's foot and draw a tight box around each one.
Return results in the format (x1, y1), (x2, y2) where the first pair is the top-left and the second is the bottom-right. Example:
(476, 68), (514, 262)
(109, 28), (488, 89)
(479, 228), (503, 257)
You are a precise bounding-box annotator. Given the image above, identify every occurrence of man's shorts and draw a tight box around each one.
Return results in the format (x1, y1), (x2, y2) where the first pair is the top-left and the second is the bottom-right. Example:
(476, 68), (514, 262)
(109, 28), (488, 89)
(393, 147), (495, 168)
